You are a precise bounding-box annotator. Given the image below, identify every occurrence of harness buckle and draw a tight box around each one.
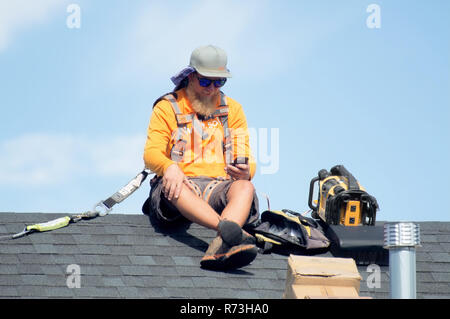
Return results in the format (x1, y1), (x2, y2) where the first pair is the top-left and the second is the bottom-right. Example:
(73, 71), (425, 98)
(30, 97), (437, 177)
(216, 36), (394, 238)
(92, 201), (112, 217)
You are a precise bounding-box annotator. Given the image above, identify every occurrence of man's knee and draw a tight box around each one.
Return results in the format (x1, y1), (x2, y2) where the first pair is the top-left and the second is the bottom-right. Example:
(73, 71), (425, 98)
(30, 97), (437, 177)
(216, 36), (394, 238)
(228, 180), (255, 198)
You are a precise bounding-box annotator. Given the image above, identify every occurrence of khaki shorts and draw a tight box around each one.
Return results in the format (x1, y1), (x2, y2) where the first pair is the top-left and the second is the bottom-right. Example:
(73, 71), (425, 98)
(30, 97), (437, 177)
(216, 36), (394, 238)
(142, 176), (259, 227)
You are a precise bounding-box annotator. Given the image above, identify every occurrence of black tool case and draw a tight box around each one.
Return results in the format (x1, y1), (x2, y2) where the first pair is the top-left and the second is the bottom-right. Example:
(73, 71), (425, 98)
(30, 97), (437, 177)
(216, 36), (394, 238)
(322, 222), (389, 266)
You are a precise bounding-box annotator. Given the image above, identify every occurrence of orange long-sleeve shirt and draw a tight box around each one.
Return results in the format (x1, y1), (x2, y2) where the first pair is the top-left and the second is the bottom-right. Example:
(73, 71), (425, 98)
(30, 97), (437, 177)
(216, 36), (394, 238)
(143, 88), (256, 179)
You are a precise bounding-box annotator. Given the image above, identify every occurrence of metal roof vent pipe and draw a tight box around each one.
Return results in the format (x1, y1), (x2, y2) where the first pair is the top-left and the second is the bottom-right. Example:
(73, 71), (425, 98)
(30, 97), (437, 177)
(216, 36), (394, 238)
(384, 222), (421, 299)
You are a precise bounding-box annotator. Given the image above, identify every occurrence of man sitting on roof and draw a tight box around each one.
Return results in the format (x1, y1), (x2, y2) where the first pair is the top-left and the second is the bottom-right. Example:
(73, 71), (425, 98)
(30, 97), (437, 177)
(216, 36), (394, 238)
(142, 45), (259, 270)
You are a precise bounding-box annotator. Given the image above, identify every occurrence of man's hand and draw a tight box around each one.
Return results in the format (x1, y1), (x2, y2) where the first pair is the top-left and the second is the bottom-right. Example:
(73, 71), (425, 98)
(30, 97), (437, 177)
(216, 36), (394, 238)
(162, 163), (190, 201)
(225, 163), (251, 181)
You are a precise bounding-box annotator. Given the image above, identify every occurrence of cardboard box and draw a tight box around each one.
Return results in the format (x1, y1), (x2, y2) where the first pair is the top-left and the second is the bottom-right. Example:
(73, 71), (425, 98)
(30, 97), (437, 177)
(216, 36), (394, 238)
(284, 255), (363, 299)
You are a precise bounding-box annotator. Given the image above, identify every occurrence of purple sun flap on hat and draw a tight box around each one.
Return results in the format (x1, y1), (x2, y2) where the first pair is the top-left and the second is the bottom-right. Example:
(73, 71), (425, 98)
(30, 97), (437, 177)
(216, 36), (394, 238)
(171, 66), (196, 86)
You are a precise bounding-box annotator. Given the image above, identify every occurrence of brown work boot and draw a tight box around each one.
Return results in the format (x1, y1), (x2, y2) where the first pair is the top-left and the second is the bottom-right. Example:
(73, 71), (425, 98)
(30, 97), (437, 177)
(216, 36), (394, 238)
(200, 236), (258, 270)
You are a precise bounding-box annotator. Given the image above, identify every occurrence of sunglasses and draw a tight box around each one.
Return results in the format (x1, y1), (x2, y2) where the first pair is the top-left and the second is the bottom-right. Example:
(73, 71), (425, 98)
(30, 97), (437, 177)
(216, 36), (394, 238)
(196, 74), (227, 88)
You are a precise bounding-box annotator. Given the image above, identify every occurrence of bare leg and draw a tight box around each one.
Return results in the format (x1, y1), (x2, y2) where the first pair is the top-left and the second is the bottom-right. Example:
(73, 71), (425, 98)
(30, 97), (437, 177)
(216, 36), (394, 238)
(220, 180), (255, 227)
(170, 179), (258, 269)
(169, 180), (254, 230)
(169, 184), (221, 230)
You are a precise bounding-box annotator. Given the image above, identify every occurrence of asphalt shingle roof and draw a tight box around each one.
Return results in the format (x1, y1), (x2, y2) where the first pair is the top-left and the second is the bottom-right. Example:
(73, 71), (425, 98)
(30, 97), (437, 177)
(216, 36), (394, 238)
(1, 213), (449, 299)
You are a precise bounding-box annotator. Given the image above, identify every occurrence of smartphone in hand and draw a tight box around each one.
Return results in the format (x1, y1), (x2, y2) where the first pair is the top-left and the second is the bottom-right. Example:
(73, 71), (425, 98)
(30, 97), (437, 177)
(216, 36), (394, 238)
(233, 157), (248, 166)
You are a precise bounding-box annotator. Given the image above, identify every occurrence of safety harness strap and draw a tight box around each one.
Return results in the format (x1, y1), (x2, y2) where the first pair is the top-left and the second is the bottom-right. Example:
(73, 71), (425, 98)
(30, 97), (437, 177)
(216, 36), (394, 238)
(1, 169), (151, 241)
(218, 92), (232, 165)
(101, 169), (150, 210)
(163, 91), (232, 164)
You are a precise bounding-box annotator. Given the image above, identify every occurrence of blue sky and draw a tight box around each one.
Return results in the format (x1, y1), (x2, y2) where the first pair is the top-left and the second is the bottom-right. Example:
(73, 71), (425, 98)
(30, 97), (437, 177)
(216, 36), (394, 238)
(0, 0), (448, 222)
